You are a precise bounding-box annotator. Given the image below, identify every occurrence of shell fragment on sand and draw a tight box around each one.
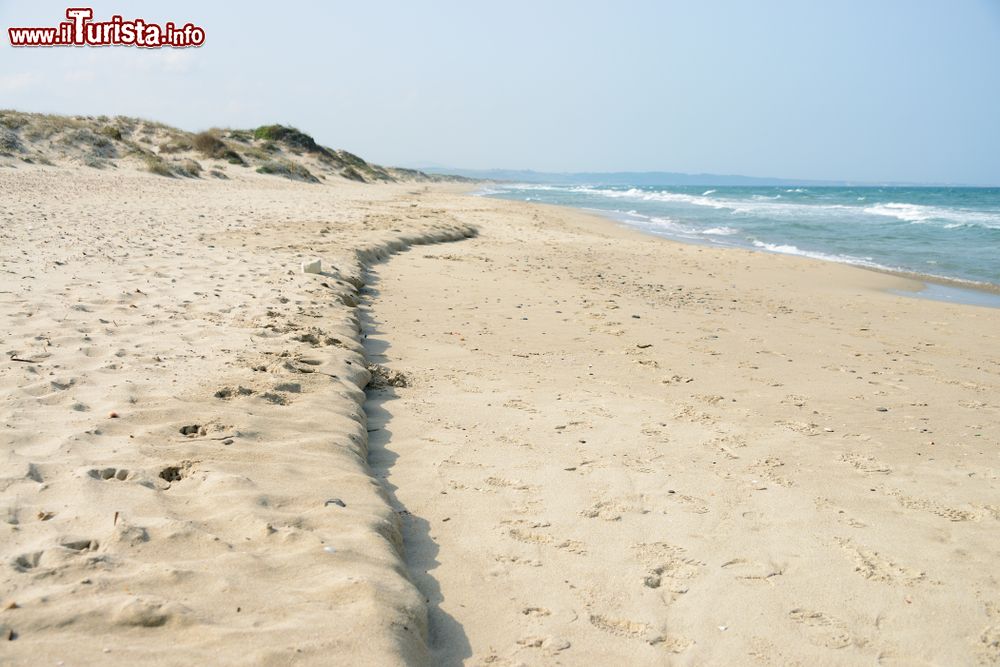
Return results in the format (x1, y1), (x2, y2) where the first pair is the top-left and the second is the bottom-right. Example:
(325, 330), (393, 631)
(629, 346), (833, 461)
(302, 259), (322, 274)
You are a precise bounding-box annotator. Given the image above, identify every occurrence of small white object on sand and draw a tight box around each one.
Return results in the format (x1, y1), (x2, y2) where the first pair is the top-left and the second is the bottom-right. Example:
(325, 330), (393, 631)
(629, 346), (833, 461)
(302, 259), (322, 274)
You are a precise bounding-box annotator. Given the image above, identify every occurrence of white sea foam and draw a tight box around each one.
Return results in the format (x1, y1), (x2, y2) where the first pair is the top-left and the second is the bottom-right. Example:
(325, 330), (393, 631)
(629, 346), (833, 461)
(702, 226), (738, 235)
(559, 185), (859, 218)
(569, 186), (736, 210)
(471, 186), (505, 196)
(864, 202), (936, 222)
(751, 240), (882, 267)
(863, 202), (1000, 229)
(483, 184), (1000, 231)
(642, 216), (701, 236)
(572, 188), (1000, 229)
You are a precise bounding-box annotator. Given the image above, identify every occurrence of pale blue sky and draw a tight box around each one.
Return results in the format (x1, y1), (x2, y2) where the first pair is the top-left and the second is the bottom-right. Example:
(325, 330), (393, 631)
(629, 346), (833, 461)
(1, 1), (998, 184)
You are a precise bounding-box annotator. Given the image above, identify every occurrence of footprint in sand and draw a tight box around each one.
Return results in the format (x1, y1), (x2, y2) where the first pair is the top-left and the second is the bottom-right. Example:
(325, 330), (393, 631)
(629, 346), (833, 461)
(502, 520), (587, 555)
(484, 476), (533, 491)
(11, 551), (43, 572)
(214, 386), (255, 400)
(588, 613), (651, 639)
(788, 608), (854, 649)
(834, 537), (926, 585)
(703, 433), (745, 460)
(521, 606), (551, 617)
(814, 497), (868, 528)
(158, 461), (193, 482)
(664, 492), (710, 515)
(632, 542), (705, 594)
(12, 538), (98, 574)
(516, 635), (571, 653)
(494, 554), (543, 568)
(581, 495), (649, 521)
(588, 613), (692, 652)
(88, 467), (130, 481)
(293, 331), (345, 347)
(721, 557), (785, 583)
(887, 489), (980, 522)
(749, 457), (794, 487)
(260, 391), (291, 405)
(838, 452), (892, 474)
(60, 538), (99, 552)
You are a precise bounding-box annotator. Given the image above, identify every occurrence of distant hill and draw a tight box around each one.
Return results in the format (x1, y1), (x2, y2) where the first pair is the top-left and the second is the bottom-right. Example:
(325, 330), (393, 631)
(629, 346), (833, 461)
(415, 167), (890, 187)
(0, 111), (469, 184)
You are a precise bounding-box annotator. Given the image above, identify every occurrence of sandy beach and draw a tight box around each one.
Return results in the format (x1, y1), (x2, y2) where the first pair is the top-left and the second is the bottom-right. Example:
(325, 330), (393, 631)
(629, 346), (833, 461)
(2, 162), (999, 665)
(362, 195), (1000, 666)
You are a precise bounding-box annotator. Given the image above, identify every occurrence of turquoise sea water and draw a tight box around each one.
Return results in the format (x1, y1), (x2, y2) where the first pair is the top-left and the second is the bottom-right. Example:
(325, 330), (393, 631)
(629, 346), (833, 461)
(479, 184), (1000, 293)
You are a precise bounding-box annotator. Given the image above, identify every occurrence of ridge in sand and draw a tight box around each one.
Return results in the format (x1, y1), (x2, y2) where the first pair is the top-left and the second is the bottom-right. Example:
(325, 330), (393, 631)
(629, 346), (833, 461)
(0, 161), (473, 665)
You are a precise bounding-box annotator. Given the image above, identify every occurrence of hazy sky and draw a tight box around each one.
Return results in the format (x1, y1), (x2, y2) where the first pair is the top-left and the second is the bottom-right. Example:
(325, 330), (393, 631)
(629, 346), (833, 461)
(2, 1), (998, 184)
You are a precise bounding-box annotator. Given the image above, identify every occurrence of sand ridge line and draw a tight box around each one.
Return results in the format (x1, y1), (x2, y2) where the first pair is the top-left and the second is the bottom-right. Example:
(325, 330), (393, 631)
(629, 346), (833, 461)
(0, 166), (475, 666)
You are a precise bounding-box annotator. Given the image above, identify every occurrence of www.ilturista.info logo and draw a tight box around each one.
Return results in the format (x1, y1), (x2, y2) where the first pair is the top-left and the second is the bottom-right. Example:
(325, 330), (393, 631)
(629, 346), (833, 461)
(8, 8), (205, 48)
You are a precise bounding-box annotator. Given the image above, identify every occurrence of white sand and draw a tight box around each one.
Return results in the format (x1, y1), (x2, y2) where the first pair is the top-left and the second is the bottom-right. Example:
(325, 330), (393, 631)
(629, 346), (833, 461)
(0, 165), (471, 665)
(2, 164), (999, 665)
(363, 196), (1000, 665)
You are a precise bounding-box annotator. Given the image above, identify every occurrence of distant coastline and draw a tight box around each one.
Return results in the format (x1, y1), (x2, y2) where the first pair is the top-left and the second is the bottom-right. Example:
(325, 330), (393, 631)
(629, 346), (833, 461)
(418, 166), (994, 188)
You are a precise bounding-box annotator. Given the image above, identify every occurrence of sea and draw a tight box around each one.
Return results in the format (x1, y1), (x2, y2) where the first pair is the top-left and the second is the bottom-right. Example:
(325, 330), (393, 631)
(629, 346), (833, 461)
(478, 184), (1000, 307)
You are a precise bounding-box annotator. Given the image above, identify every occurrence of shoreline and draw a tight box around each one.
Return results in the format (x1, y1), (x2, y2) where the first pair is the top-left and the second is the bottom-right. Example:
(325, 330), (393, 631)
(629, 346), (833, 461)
(469, 188), (1000, 309)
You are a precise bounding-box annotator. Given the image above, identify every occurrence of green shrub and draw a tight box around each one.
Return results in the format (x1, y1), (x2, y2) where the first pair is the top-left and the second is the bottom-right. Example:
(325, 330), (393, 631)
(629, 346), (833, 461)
(63, 128), (117, 158)
(176, 159), (202, 177)
(159, 137), (193, 154)
(0, 128), (22, 153)
(144, 154), (174, 177)
(192, 131), (225, 156)
(341, 166), (366, 182)
(0, 113), (28, 130)
(82, 155), (108, 169)
(256, 159), (319, 183)
(98, 125), (123, 141)
(227, 129), (253, 143)
(185, 132), (243, 164)
(253, 124), (332, 157)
